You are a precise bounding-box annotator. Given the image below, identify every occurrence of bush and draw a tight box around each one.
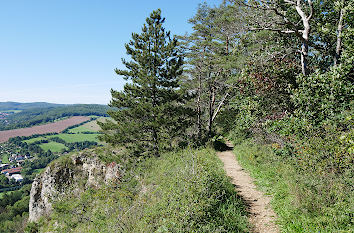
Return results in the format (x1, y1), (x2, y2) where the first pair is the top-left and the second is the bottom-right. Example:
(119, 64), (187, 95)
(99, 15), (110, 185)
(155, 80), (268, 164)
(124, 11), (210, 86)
(291, 66), (352, 127)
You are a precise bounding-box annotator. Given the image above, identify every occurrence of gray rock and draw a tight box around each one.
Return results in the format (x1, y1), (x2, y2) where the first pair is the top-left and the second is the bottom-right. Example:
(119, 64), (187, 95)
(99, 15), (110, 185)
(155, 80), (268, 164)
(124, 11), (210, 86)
(28, 151), (120, 222)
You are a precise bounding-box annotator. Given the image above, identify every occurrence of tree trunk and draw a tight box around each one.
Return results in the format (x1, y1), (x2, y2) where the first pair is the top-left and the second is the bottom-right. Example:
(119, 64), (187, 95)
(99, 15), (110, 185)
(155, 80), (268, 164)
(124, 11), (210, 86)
(197, 73), (202, 143)
(152, 129), (159, 157)
(301, 40), (309, 76)
(334, 3), (345, 66)
(296, 0), (312, 76)
(208, 83), (215, 138)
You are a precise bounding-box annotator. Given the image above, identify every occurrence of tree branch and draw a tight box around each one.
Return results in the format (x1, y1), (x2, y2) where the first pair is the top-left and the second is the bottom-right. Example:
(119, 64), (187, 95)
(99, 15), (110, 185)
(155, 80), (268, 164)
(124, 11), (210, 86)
(250, 27), (296, 34)
(212, 92), (229, 122)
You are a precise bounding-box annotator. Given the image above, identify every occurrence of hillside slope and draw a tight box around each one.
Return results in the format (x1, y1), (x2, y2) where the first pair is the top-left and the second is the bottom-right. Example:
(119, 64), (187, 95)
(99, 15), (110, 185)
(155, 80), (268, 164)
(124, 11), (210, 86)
(27, 147), (249, 232)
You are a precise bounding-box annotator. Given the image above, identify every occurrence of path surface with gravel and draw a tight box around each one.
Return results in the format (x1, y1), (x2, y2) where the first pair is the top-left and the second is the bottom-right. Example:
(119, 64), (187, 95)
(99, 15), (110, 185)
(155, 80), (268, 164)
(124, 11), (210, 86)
(217, 144), (279, 233)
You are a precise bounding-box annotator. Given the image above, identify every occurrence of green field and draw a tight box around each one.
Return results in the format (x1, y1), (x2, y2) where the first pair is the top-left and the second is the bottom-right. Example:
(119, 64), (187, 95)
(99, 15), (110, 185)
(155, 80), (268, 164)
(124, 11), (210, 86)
(23, 137), (48, 144)
(68, 117), (108, 133)
(39, 142), (68, 152)
(1, 154), (9, 163)
(24, 133), (101, 145)
(68, 125), (97, 133)
(48, 133), (100, 143)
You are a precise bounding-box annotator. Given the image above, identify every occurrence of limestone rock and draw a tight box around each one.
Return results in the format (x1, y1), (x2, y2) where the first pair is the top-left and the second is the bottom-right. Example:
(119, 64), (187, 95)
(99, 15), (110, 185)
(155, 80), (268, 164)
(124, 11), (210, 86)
(28, 151), (120, 222)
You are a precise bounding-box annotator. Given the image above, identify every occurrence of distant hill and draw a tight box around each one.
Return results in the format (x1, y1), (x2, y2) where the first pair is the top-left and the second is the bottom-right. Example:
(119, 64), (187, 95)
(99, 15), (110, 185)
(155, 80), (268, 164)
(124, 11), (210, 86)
(0, 102), (65, 111)
(0, 103), (110, 131)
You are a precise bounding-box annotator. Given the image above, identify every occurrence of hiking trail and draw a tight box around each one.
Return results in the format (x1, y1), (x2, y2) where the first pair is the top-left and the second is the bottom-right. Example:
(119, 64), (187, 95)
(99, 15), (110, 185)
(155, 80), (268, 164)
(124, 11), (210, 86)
(217, 143), (279, 233)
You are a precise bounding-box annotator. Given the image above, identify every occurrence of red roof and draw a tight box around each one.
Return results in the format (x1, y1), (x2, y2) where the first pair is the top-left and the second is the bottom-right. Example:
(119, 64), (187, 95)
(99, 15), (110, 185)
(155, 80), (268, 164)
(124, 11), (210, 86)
(1, 167), (22, 175)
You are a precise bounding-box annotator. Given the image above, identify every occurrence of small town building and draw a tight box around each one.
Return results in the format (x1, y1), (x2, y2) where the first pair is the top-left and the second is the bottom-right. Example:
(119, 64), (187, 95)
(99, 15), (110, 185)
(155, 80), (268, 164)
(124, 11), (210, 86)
(0, 164), (9, 171)
(1, 167), (22, 175)
(11, 174), (23, 182)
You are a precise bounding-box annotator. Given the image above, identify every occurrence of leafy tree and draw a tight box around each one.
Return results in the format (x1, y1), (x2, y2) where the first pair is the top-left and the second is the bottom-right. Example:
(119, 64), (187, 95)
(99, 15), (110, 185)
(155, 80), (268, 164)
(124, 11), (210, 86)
(99, 9), (190, 157)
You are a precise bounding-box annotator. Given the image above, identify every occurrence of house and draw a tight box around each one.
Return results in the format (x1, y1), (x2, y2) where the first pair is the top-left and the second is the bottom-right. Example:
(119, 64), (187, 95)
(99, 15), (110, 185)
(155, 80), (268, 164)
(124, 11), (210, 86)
(11, 174), (23, 182)
(1, 167), (22, 175)
(16, 156), (24, 161)
(0, 164), (9, 171)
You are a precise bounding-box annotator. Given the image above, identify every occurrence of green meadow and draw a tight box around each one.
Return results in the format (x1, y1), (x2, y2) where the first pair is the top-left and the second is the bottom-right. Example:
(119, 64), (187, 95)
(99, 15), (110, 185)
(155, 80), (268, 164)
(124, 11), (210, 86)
(1, 154), (9, 163)
(68, 125), (97, 133)
(48, 134), (100, 143)
(23, 137), (48, 144)
(39, 142), (68, 152)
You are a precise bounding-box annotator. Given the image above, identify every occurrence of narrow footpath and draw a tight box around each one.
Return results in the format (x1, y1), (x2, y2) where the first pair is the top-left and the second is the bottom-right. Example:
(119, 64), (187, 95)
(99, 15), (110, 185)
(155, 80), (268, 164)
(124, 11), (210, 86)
(217, 144), (279, 233)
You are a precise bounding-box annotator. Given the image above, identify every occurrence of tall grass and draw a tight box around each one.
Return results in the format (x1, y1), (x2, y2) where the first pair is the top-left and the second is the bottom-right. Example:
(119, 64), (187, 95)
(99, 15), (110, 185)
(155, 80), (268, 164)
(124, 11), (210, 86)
(32, 148), (249, 232)
(233, 139), (353, 232)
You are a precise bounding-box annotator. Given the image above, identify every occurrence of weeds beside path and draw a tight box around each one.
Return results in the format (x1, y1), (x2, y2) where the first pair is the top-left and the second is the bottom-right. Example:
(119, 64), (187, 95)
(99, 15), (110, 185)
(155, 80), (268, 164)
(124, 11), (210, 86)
(217, 143), (279, 233)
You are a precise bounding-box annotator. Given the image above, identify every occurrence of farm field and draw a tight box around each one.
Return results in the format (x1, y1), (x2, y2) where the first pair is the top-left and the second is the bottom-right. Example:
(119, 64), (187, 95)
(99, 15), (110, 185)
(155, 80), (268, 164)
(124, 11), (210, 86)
(39, 142), (68, 152)
(48, 133), (100, 143)
(68, 117), (108, 133)
(24, 133), (100, 144)
(0, 116), (90, 143)
(23, 137), (48, 144)
(1, 154), (9, 163)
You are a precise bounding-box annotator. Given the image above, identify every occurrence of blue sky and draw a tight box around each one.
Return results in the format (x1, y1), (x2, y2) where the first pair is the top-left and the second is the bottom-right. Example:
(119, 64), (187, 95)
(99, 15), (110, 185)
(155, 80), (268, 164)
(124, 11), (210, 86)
(0, 0), (221, 105)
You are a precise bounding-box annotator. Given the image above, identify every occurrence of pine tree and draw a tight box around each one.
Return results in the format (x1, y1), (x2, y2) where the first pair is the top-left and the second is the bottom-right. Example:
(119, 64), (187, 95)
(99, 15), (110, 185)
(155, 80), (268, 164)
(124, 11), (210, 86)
(99, 9), (190, 157)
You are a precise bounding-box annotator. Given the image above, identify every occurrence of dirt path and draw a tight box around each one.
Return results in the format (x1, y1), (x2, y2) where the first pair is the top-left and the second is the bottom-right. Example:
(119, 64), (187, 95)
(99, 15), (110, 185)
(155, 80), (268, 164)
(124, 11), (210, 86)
(217, 145), (279, 233)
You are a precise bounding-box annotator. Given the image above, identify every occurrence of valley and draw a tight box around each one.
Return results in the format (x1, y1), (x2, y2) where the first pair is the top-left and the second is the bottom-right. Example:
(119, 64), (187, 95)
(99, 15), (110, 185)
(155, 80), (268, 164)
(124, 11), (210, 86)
(0, 116), (90, 143)
(0, 103), (109, 232)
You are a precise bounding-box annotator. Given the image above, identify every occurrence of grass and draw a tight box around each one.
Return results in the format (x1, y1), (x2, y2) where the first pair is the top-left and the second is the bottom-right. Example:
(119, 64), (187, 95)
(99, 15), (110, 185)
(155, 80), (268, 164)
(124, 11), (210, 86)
(23, 133), (101, 145)
(68, 125), (97, 133)
(48, 133), (100, 143)
(39, 142), (68, 153)
(23, 137), (48, 144)
(1, 154), (9, 163)
(33, 168), (45, 174)
(34, 148), (249, 232)
(233, 139), (353, 232)
(68, 117), (108, 133)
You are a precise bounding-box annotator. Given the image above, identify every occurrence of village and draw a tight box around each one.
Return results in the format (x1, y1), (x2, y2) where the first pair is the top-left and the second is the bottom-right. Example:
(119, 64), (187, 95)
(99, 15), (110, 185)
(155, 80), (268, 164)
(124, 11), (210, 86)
(0, 143), (32, 185)
(0, 112), (10, 120)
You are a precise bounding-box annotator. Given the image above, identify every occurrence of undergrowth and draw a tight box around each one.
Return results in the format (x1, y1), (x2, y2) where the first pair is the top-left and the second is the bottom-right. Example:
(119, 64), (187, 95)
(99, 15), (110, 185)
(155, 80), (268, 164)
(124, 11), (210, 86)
(30, 148), (249, 232)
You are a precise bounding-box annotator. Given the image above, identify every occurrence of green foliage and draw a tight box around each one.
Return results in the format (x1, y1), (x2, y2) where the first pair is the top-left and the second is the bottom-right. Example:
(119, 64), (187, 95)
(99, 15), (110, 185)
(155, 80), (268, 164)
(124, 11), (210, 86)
(0, 185), (31, 233)
(37, 148), (249, 232)
(100, 9), (191, 157)
(291, 66), (353, 127)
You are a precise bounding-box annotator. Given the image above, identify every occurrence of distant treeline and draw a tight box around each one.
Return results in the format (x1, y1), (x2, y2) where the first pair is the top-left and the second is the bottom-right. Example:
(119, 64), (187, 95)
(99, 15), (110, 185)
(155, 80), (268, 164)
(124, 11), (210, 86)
(0, 104), (109, 130)
(0, 102), (64, 111)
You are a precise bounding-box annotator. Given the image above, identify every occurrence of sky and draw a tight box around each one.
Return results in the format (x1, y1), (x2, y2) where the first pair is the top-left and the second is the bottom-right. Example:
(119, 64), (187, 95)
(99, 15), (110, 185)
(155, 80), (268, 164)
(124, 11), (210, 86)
(0, 0), (221, 105)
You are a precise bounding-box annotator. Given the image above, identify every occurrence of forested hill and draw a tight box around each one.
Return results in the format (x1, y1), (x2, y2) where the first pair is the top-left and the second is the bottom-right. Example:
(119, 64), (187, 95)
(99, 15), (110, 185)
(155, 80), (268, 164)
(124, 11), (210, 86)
(0, 104), (109, 130)
(0, 102), (64, 111)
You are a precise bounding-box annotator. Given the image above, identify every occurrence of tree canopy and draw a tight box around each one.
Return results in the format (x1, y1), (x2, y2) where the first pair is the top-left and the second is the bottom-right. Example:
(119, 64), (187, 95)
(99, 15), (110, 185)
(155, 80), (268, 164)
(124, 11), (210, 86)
(99, 9), (191, 157)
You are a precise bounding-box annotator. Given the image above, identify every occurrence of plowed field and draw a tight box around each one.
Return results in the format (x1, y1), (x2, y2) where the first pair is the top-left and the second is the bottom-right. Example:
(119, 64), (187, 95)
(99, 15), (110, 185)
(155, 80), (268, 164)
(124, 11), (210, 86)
(0, 116), (90, 143)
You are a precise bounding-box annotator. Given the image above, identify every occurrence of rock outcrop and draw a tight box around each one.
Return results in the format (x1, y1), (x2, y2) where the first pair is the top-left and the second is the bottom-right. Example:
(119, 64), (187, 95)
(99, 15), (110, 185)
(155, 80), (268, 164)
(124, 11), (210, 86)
(28, 151), (120, 222)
